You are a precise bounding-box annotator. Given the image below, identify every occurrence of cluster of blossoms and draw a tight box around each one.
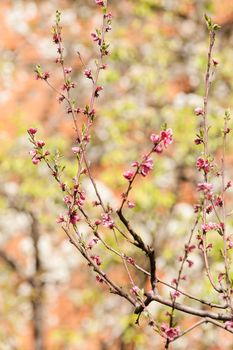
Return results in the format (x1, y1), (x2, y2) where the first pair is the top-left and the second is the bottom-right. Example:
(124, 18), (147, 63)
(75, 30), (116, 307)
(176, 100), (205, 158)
(28, 128), (49, 165)
(150, 128), (173, 152)
(196, 157), (212, 174)
(101, 212), (114, 229)
(69, 210), (80, 225)
(123, 128), (173, 182)
(170, 290), (180, 299)
(139, 156), (154, 177)
(91, 254), (102, 266)
(194, 107), (204, 116)
(160, 323), (180, 341)
(201, 222), (224, 233)
(197, 182), (213, 193)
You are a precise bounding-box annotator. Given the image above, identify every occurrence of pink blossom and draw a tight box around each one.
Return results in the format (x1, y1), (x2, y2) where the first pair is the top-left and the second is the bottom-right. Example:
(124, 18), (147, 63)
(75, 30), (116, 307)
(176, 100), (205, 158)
(64, 196), (71, 204)
(197, 182), (213, 193)
(53, 33), (61, 44)
(95, 0), (104, 6)
(29, 149), (37, 158)
(131, 161), (139, 167)
(127, 257), (135, 265)
(28, 127), (37, 135)
(150, 133), (160, 144)
(196, 157), (211, 173)
(154, 144), (163, 153)
(79, 191), (86, 201)
(61, 81), (76, 91)
(194, 137), (202, 145)
(95, 86), (103, 97)
(36, 71), (50, 80)
(212, 58), (219, 66)
(194, 107), (204, 116)
(171, 290), (180, 299)
(214, 195), (223, 207)
(91, 255), (101, 266)
(29, 149), (40, 165)
(127, 201), (135, 208)
(64, 67), (72, 74)
(206, 205), (213, 214)
(69, 211), (80, 225)
(91, 32), (101, 45)
(58, 95), (65, 103)
(160, 128), (173, 148)
(226, 180), (232, 189)
(161, 323), (180, 341)
(37, 140), (45, 148)
(88, 238), (99, 249)
(72, 146), (80, 154)
(225, 321), (233, 329)
(32, 157), (40, 165)
(218, 273), (225, 282)
(60, 183), (66, 191)
(100, 63), (107, 70)
(186, 259), (194, 268)
(101, 213), (114, 229)
(202, 222), (221, 233)
(95, 219), (101, 226)
(140, 157), (153, 177)
(123, 170), (134, 181)
(130, 285), (140, 295)
(185, 244), (196, 253)
(194, 204), (201, 213)
(96, 275), (104, 283)
(105, 12), (113, 20)
(56, 214), (66, 224)
(227, 237), (233, 249)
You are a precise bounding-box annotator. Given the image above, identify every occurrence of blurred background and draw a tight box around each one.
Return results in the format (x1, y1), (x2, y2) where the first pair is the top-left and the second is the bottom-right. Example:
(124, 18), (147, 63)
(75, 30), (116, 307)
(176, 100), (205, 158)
(1, 0), (233, 349)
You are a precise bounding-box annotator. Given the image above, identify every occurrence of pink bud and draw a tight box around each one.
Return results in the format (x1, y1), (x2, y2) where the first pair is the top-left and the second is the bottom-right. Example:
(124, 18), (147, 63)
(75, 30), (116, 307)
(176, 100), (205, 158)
(123, 170), (134, 181)
(95, 86), (103, 97)
(212, 58), (218, 66)
(127, 201), (135, 208)
(28, 127), (37, 135)
(64, 67), (72, 74)
(70, 215), (80, 225)
(154, 144), (163, 153)
(37, 140), (45, 148)
(56, 214), (65, 223)
(29, 150), (37, 157)
(194, 107), (204, 116)
(72, 146), (80, 154)
(171, 290), (180, 299)
(88, 238), (98, 249)
(95, 0), (104, 5)
(84, 69), (92, 79)
(150, 134), (160, 144)
(130, 285), (140, 295)
(32, 157), (40, 165)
